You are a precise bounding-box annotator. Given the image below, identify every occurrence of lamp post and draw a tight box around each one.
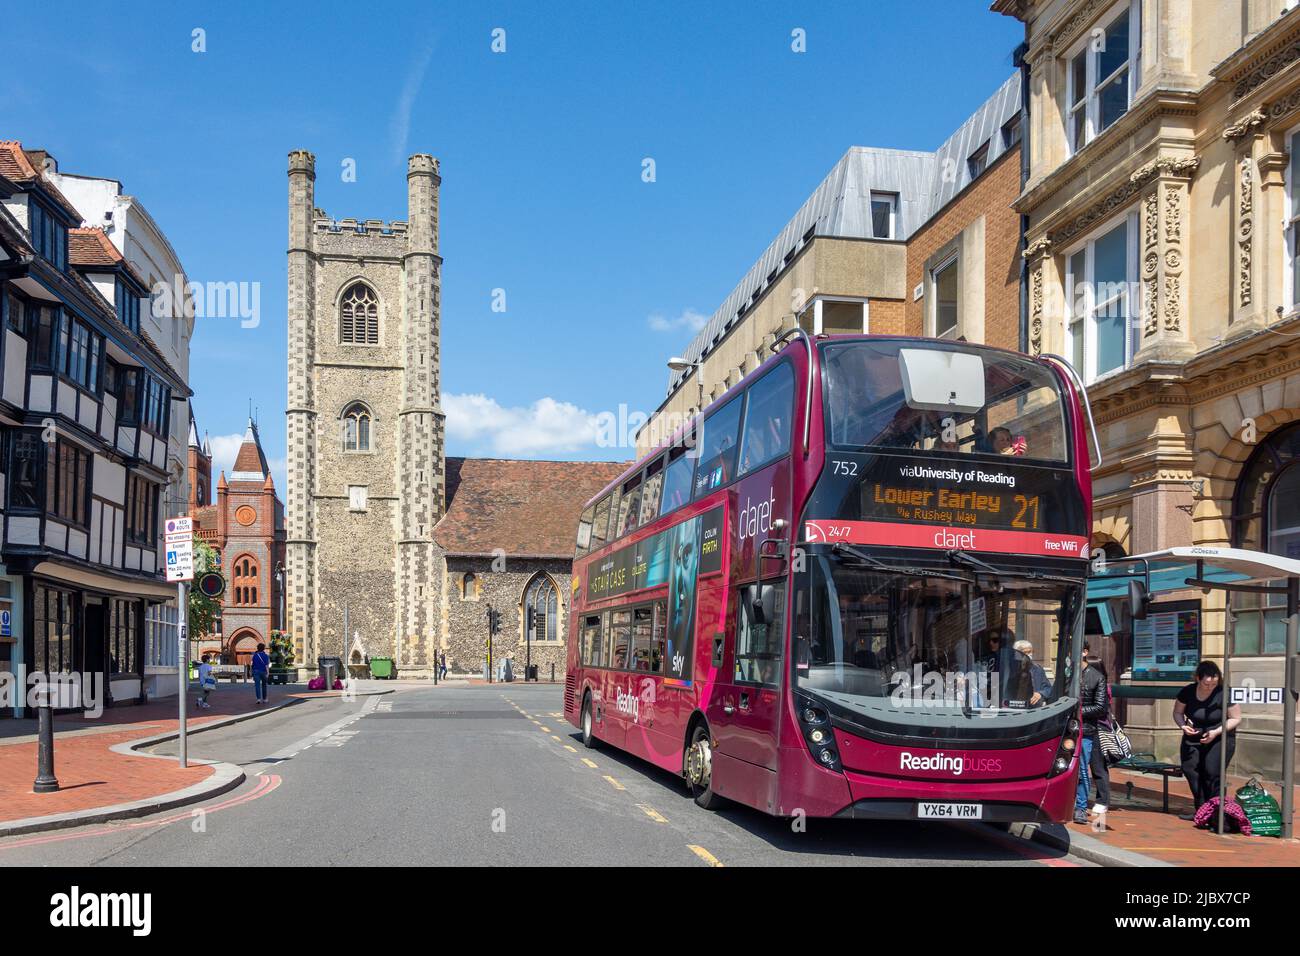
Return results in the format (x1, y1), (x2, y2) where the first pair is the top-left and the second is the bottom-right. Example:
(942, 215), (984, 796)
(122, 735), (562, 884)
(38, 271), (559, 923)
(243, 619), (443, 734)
(666, 356), (705, 416)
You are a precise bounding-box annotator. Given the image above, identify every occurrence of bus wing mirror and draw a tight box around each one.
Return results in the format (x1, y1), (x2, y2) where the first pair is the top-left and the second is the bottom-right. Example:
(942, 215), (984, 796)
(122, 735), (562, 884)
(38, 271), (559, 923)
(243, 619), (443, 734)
(1128, 579), (1150, 621)
(750, 585), (778, 627)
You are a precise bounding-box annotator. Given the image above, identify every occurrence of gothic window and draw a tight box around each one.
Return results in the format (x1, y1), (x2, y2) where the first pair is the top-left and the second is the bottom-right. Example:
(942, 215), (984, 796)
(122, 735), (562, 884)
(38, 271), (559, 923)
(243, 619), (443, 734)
(342, 403), (372, 452)
(232, 554), (259, 607)
(462, 572), (477, 601)
(339, 283), (379, 345)
(523, 573), (559, 642)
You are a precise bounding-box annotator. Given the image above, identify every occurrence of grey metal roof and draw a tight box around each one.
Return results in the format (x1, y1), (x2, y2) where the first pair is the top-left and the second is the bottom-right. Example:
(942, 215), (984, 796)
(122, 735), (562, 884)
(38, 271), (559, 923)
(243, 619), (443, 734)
(667, 72), (1022, 395)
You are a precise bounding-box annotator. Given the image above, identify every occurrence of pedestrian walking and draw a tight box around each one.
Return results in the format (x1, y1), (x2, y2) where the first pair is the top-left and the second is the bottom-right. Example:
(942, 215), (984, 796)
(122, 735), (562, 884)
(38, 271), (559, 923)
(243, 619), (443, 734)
(1173, 659), (1241, 820)
(196, 658), (215, 710)
(251, 642), (271, 705)
(439, 650), (447, 681)
(1074, 652), (1111, 824)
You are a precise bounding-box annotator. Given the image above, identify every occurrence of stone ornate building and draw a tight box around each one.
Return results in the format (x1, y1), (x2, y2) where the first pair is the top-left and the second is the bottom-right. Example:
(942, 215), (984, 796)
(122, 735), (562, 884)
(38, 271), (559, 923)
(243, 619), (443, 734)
(285, 151), (621, 677)
(996, 0), (1300, 775)
(190, 416), (284, 664)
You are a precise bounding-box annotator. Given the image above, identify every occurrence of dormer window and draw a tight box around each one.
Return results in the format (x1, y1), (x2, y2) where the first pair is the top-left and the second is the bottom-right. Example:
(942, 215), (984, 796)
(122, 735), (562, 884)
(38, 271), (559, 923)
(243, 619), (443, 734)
(115, 279), (140, 333)
(28, 200), (67, 270)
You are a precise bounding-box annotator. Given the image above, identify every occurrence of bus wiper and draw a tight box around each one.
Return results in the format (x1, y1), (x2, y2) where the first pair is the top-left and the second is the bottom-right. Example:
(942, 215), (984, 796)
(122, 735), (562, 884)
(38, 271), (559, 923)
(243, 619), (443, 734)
(830, 543), (974, 585)
(948, 549), (1081, 587)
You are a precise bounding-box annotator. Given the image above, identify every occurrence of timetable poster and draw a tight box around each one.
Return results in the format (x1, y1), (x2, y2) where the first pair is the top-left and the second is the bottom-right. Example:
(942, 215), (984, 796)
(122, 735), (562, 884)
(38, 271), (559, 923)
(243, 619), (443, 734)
(1131, 601), (1200, 680)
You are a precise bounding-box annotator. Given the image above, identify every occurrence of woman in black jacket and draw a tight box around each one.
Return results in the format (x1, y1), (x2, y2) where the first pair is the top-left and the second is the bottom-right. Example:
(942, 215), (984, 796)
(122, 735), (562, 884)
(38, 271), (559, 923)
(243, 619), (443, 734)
(1074, 654), (1111, 824)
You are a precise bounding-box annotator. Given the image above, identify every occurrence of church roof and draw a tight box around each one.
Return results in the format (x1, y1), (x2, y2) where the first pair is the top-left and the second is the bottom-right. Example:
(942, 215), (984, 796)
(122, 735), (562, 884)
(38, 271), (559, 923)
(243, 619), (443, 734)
(230, 418), (272, 486)
(434, 457), (628, 559)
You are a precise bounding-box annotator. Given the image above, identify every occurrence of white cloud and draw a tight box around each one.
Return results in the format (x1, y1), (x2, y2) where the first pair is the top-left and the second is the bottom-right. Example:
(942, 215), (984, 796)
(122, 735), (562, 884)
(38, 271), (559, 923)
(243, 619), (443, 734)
(390, 42), (436, 164)
(647, 308), (710, 334)
(444, 393), (604, 456)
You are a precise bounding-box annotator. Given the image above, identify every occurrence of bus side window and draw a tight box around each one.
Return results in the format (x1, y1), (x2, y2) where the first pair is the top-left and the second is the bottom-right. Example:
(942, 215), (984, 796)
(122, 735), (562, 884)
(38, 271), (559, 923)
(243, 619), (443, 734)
(659, 446), (694, 514)
(590, 494), (613, 551)
(693, 396), (743, 499)
(582, 614), (603, 667)
(600, 611), (613, 668)
(575, 504), (595, 557)
(738, 362), (795, 476)
(639, 455), (666, 527)
(616, 473), (643, 538)
(651, 600), (667, 673)
(610, 610), (632, 669)
(631, 606), (654, 671)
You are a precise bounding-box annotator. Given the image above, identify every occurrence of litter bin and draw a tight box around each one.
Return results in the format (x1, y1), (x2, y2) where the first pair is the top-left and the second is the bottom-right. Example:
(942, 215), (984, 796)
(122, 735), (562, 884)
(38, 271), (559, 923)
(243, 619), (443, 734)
(369, 656), (394, 680)
(318, 655), (342, 688)
(526, 664), (538, 682)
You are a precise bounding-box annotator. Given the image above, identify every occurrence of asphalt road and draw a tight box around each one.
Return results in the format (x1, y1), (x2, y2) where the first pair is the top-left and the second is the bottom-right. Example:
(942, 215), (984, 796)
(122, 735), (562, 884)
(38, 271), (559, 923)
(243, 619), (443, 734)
(0, 684), (1086, 867)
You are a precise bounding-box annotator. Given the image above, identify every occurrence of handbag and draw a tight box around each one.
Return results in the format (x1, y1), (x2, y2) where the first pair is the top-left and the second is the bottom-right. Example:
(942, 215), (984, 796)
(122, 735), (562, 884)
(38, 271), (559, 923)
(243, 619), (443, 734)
(1097, 718), (1132, 764)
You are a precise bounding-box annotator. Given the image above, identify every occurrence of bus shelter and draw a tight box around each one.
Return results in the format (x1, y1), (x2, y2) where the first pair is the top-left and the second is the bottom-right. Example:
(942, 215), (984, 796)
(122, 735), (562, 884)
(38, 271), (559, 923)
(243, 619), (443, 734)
(1088, 546), (1299, 838)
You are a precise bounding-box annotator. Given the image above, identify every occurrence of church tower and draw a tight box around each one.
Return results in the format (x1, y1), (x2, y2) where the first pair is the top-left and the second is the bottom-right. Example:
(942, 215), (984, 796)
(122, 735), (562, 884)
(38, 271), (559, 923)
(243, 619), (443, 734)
(285, 151), (445, 674)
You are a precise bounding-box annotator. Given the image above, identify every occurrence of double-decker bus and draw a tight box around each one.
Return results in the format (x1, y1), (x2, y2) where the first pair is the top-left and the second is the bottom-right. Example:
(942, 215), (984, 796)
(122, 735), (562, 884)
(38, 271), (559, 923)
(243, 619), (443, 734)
(566, 332), (1094, 823)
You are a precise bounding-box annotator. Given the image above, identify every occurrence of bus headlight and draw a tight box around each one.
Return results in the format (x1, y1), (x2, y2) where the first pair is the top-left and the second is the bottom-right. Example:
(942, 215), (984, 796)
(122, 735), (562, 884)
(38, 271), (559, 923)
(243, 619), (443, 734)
(1061, 737), (1075, 752)
(796, 695), (842, 773)
(1054, 756), (1070, 774)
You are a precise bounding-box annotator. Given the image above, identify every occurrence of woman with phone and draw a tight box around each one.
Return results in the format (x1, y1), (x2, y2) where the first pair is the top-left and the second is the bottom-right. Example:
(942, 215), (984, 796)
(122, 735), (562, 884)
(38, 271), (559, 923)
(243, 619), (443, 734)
(1173, 660), (1242, 820)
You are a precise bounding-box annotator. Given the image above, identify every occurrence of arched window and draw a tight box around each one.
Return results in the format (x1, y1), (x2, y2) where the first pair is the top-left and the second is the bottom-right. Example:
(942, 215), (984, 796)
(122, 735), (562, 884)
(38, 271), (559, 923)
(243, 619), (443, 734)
(1231, 421), (1300, 655)
(232, 554), (259, 607)
(461, 572), (477, 601)
(342, 403), (372, 452)
(523, 574), (559, 642)
(339, 283), (379, 345)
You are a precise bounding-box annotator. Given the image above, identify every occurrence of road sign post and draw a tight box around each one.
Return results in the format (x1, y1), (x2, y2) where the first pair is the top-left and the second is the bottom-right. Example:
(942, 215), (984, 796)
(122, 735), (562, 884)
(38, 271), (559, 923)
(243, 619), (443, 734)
(165, 517), (195, 769)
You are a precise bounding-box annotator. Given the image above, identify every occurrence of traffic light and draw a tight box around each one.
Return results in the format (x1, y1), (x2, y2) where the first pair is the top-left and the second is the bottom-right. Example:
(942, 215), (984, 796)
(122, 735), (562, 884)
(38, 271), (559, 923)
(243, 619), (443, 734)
(487, 607), (500, 635)
(526, 607), (536, 633)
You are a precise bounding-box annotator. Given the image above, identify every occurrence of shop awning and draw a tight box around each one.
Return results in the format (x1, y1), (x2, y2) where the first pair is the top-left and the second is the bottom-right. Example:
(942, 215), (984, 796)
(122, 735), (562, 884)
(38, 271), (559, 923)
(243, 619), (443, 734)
(32, 561), (178, 601)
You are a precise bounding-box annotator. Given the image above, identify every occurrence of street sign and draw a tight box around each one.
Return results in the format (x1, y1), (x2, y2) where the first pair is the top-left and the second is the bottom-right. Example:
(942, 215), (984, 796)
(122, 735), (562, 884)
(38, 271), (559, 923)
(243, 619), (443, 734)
(164, 516), (194, 582)
(0, 608), (10, 637)
(196, 571), (225, 599)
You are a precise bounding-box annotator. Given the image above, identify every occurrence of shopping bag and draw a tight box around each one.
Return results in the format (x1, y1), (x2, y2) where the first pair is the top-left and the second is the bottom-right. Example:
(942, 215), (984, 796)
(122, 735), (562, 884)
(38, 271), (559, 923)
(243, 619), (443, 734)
(1234, 777), (1284, 838)
(1098, 719), (1133, 764)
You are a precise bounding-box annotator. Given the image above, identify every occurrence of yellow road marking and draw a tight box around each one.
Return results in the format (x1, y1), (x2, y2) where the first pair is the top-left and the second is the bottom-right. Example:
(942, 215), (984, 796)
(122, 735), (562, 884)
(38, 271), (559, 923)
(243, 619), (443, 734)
(603, 775), (626, 791)
(581, 758), (598, 769)
(636, 804), (668, 824)
(540, 725), (551, 732)
(551, 735), (562, 741)
(687, 845), (723, 867)
(564, 745), (578, 753)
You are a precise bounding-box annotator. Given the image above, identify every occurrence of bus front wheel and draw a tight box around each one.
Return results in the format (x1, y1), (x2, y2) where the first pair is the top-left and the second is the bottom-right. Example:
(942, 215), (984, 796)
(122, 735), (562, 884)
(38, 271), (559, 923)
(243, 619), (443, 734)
(685, 724), (724, 810)
(580, 693), (598, 749)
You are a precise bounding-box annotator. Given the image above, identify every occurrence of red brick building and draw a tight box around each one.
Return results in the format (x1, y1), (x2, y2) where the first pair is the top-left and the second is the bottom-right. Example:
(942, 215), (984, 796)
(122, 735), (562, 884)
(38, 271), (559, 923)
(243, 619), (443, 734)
(190, 418), (285, 664)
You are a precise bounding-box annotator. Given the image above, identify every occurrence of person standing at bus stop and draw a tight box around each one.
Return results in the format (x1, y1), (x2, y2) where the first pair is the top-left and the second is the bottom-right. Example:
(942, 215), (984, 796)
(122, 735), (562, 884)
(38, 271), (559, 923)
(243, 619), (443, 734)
(251, 642), (271, 705)
(1075, 653), (1111, 824)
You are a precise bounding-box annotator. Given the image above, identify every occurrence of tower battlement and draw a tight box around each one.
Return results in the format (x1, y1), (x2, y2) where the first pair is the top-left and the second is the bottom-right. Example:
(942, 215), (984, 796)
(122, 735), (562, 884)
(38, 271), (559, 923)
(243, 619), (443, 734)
(313, 217), (409, 237)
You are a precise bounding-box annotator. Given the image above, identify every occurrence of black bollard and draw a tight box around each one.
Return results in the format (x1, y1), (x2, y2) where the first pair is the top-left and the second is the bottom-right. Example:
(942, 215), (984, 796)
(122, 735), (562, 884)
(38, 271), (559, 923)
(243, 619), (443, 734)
(33, 704), (59, 793)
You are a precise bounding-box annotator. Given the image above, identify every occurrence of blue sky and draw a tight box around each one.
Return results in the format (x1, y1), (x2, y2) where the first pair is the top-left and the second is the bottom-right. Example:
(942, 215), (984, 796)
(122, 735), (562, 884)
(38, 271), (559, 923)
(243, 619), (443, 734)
(4, 1), (1022, 488)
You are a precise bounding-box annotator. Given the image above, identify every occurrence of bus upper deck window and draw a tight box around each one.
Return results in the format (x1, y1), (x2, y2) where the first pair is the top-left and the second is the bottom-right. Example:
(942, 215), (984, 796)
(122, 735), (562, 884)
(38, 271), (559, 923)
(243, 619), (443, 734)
(739, 363), (794, 476)
(660, 445), (694, 514)
(640, 455), (666, 526)
(693, 396), (743, 498)
(616, 473), (643, 537)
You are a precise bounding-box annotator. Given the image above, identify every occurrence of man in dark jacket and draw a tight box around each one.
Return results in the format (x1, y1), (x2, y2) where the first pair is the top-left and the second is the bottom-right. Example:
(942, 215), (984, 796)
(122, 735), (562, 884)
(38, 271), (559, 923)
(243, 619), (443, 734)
(1075, 653), (1111, 824)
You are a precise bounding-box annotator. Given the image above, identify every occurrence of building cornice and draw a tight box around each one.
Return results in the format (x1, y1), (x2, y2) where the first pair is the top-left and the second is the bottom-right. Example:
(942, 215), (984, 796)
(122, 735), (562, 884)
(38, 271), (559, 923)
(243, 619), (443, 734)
(1026, 154), (1199, 249)
(1013, 89), (1198, 217)
(1210, 6), (1300, 102)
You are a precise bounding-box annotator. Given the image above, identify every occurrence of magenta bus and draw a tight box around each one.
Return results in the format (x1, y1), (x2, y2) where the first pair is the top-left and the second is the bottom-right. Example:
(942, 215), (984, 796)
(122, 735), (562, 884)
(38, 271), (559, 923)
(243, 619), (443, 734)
(566, 332), (1094, 823)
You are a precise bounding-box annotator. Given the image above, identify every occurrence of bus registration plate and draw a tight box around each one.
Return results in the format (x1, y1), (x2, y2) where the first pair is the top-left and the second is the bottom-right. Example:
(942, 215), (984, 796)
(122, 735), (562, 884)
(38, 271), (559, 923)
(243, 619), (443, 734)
(918, 803), (983, 820)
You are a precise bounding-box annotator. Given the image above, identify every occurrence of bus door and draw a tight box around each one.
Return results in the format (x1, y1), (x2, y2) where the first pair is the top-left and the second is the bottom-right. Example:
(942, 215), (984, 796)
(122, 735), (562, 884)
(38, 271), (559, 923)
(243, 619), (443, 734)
(712, 582), (784, 770)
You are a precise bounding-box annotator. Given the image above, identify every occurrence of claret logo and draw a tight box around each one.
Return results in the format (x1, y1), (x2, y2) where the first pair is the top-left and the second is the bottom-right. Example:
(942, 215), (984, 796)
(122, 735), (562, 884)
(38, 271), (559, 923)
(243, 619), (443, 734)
(49, 886), (151, 936)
